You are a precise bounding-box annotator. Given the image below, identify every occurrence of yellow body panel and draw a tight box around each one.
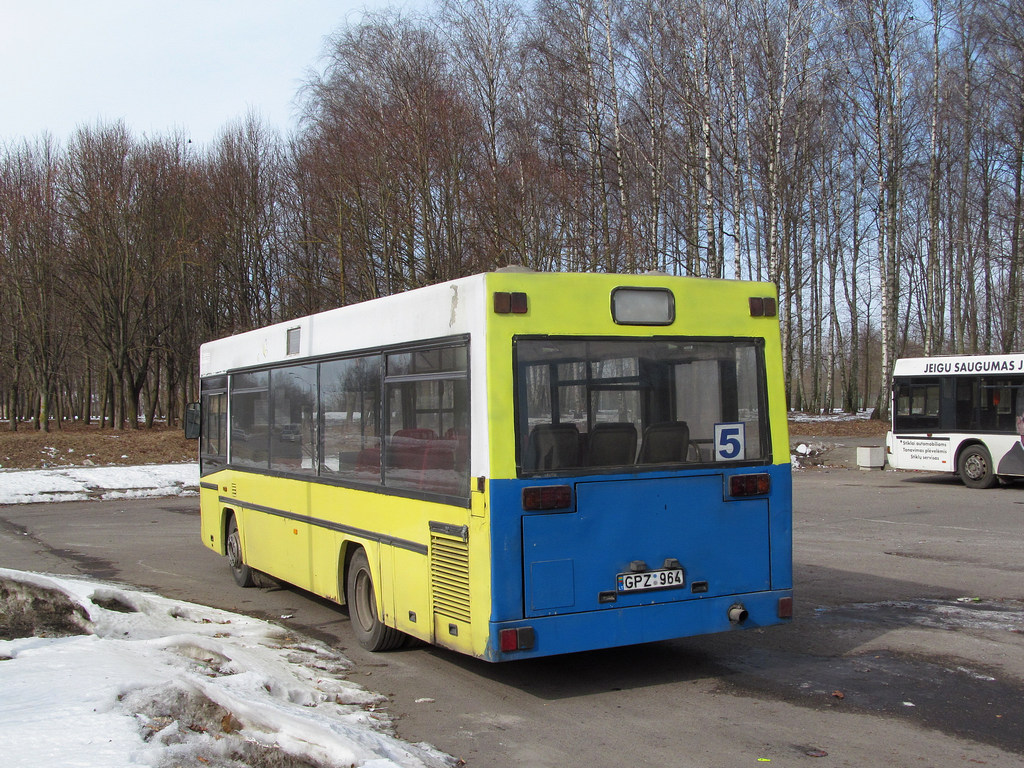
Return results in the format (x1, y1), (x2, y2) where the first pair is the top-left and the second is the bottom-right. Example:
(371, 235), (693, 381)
(202, 467), (476, 650)
(483, 271), (789, 479)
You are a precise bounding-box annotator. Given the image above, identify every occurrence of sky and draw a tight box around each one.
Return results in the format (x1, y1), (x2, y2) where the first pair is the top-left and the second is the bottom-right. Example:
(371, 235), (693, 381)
(0, 568), (453, 768)
(0, 0), (428, 148)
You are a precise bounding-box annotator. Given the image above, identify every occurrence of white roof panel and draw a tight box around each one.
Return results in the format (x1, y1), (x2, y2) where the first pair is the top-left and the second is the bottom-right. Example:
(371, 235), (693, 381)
(200, 274), (488, 376)
(893, 353), (1024, 377)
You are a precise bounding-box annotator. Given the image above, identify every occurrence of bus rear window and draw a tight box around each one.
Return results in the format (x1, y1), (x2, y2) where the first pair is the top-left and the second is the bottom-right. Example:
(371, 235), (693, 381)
(515, 337), (769, 474)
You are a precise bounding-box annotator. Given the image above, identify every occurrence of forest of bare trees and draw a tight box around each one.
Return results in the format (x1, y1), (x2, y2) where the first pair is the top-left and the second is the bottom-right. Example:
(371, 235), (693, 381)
(2, 0), (1023, 431)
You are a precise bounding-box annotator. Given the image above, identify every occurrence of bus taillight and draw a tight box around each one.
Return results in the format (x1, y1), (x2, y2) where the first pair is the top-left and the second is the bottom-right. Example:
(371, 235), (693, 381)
(729, 473), (771, 497)
(499, 626), (536, 652)
(522, 485), (572, 510)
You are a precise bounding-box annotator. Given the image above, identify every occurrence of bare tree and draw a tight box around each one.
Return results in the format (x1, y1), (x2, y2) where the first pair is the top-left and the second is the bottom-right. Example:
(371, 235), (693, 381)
(0, 137), (72, 430)
(439, 0), (526, 264)
(842, 0), (922, 417)
(62, 123), (144, 428)
(205, 112), (285, 331)
(981, 0), (1024, 352)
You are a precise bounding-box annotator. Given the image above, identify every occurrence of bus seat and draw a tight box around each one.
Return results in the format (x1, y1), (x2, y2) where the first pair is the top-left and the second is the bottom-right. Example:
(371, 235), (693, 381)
(446, 428), (470, 466)
(394, 428), (436, 440)
(417, 440), (458, 493)
(638, 421), (690, 464)
(587, 422), (638, 466)
(526, 423), (580, 470)
(420, 440), (454, 470)
(355, 446), (381, 474)
(387, 429), (436, 471)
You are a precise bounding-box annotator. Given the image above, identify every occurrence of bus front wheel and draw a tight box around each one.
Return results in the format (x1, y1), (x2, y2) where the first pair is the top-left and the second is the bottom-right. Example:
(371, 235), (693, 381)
(226, 516), (256, 587)
(346, 548), (405, 652)
(958, 445), (998, 489)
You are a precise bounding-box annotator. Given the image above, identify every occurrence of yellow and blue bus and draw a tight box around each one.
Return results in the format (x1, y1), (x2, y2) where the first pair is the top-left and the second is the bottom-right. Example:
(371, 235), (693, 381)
(193, 270), (793, 661)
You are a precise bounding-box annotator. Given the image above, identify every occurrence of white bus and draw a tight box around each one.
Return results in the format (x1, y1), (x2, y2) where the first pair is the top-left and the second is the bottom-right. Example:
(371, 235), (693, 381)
(886, 353), (1024, 488)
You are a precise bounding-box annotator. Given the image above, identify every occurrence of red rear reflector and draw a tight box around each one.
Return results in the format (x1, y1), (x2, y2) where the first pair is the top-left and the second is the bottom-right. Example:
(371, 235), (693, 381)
(499, 628), (519, 652)
(778, 596), (793, 619)
(522, 485), (572, 510)
(729, 473), (771, 497)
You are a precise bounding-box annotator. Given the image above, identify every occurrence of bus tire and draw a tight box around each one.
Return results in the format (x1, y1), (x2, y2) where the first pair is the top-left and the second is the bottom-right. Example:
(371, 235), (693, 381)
(958, 445), (997, 489)
(226, 516), (256, 587)
(346, 548), (405, 652)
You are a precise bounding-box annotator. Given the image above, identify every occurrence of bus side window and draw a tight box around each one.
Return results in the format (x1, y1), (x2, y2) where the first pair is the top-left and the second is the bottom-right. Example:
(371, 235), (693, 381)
(321, 355), (382, 481)
(269, 364), (317, 475)
(979, 386), (1000, 430)
(893, 380), (940, 432)
(955, 379), (975, 429)
(199, 389), (227, 475)
(230, 371), (269, 469)
(383, 347), (469, 497)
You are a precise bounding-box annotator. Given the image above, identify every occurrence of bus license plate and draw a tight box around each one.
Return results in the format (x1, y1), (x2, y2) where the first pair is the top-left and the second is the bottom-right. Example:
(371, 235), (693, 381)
(617, 568), (685, 593)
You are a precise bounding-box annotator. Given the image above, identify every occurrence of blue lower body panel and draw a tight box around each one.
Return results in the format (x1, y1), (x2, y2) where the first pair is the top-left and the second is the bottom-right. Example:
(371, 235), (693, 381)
(485, 588), (792, 661)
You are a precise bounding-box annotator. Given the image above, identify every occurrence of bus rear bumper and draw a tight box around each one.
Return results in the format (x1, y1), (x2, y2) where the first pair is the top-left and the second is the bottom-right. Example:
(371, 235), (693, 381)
(485, 589), (794, 661)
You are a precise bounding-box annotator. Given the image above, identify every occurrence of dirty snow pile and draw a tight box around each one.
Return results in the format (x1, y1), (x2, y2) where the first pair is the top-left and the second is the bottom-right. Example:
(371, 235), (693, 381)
(0, 568), (454, 768)
(790, 440), (832, 470)
(0, 463), (198, 504)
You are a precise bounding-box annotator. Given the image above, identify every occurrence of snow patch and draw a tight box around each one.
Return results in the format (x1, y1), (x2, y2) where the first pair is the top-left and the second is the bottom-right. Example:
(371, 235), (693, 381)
(0, 463), (198, 504)
(0, 568), (455, 768)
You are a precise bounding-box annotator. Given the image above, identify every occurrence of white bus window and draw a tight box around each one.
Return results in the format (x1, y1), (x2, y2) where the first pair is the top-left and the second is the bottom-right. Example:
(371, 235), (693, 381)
(270, 364), (317, 475)
(892, 379), (941, 431)
(321, 355), (382, 482)
(384, 344), (469, 498)
(200, 376), (227, 475)
(230, 371), (269, 468)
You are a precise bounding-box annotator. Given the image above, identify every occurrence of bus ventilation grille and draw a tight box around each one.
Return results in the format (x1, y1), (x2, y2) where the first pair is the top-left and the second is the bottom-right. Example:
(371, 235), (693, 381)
(430, 535), (471, 623)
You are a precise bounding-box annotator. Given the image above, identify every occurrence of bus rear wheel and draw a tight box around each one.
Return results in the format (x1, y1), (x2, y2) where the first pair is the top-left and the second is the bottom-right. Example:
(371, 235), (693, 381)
(346, 548), (405, 652)
(226, 516), (256, 587)
(958, 445), (997, 489)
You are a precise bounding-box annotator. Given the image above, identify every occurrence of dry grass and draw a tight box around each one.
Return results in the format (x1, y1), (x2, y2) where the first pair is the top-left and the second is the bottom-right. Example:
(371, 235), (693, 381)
(0, 416), (887, 471)
(0, 423), (195, 470)
(788, 417), (890, 438)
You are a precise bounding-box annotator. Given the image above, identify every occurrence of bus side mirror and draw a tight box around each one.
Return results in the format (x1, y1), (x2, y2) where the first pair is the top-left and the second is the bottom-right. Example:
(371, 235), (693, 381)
(184, 402), (201, 440)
